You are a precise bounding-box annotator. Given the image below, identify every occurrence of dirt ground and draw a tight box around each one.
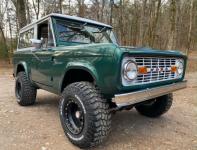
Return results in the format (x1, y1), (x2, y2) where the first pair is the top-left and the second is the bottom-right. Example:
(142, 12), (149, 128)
(0, 54), (197, 150)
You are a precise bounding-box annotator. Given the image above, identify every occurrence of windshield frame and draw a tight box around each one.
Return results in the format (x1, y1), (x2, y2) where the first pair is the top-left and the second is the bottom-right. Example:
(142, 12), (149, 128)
(52, 17), (118, 46)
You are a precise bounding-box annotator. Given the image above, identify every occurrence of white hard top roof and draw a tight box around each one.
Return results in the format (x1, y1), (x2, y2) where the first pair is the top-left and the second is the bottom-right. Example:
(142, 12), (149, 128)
(20, 13), (112, 32)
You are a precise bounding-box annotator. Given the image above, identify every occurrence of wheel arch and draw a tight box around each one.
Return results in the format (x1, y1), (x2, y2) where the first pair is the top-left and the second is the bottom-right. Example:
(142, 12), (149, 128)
(60, 63), (99, 93)
(15, 62), (29, 78)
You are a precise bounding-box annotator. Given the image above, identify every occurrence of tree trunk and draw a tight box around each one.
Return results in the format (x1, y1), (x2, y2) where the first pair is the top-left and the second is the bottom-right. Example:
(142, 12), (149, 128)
(119, 0), (124, 45)
(0, 26), (8, 58)
(175, 0), (181, 49)
(16, 0), (27, 29)
(167, 0), (176, 50)
(68, 0), (71, 15)
(32, 0), (40, 20)
(150, 0), (161, 47)
(78, 0), (85, 17)
(7, 10), (13, 63)
(186, 0), (194, 55)
(101, 0), (105, 22)
(110, 0), (113, 25)
(25, 0), (31, 24)
(139, 0), (147, 46)
(59, 0), (62, 14)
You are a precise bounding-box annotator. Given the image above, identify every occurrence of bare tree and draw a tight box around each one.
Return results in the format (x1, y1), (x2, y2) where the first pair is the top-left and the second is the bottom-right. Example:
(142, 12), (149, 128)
(11, 0), (27, 29)
(167, 0), (176, 50)
(0, 0), (8, 57)
(149, 0), (161, 47)
(77, 0), (85, 17)
(58, 0), (63, 13)
(109, 0), (114, 25)
(186, 0), (194, 55)
(101, 0), (105, 22)
(0, 0), (197, 60)
(32, 0), (40, 20)
(17, 0), (27, 28)
(139, 0), (148, 46)
(25, 0), (31, 24)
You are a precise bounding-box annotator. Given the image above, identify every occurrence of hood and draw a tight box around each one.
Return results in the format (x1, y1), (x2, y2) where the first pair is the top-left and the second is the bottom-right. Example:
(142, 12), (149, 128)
(119, 46), (185, 58)
(53, 43), (117, 58)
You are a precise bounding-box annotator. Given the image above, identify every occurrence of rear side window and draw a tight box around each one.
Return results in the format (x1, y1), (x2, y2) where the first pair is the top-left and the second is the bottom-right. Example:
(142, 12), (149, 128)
(18, 28), (34, 49)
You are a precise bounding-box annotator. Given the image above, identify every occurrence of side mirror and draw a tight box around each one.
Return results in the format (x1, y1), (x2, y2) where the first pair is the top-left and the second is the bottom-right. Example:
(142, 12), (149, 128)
(30, 38), (43, 49)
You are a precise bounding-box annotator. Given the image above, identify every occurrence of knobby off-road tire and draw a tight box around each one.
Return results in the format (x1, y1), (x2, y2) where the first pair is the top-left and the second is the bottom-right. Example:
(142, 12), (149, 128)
(135, 94), (173, 118)
(59, 82), (111, 148)
(15, 72), (37, 106)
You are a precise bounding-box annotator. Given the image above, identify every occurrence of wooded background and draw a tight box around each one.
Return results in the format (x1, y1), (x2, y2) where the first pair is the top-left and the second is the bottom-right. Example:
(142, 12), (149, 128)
(0, 0), (196, 60)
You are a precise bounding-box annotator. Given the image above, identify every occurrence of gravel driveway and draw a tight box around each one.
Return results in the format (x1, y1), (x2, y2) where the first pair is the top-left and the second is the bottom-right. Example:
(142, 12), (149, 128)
(0, 66), (196, 150)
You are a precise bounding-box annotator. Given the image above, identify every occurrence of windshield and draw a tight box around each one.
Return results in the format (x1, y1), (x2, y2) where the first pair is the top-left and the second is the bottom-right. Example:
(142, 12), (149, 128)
(55, 19), (118, 45)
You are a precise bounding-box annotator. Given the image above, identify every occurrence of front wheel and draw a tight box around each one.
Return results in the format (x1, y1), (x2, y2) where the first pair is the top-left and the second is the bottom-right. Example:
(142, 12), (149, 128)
(135, 94), (173, 118)
(59, 82), (111, 148)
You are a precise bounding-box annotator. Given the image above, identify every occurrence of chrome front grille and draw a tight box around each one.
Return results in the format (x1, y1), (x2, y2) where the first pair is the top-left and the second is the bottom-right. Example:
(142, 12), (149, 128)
(134, 57), (177, 84)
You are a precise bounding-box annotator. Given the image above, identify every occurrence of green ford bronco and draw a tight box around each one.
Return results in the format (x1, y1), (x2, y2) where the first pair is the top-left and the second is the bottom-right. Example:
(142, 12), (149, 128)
(13, 13), (187, 148)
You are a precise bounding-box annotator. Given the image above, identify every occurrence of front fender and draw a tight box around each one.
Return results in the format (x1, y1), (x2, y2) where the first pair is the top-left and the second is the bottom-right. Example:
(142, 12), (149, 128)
(59, 61), (99, 92)
(15, 61), (29, 78)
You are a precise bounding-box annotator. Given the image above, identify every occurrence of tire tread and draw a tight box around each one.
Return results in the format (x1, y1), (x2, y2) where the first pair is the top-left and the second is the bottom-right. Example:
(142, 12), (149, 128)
(60, 82), (111, 148)
(135, 94), (173, 118)
(16, 72), (37, 106)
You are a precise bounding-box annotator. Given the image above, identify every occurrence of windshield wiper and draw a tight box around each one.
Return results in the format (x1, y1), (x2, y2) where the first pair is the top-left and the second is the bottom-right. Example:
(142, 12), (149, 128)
(100, 27), (107, 32)
(80, 29), (95, 42)
(92, 26), (107, 34)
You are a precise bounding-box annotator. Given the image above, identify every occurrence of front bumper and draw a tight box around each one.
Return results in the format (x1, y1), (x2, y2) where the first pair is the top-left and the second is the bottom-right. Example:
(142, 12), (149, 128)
(113, 80), (187, 106)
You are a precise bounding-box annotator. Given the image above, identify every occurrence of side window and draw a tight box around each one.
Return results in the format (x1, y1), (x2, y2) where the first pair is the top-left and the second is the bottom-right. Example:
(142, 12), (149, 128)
(18, 28), (34, 49)
(37, 20), (54, 48)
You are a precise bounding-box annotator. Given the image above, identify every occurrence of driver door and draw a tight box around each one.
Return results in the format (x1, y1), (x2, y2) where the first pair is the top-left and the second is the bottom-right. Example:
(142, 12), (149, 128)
(31, 18), (55, 87)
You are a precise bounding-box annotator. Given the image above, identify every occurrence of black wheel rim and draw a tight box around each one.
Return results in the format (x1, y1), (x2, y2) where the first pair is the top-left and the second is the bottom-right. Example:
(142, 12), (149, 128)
(64, 99), (84, 135)
(16, 80), (22, 99)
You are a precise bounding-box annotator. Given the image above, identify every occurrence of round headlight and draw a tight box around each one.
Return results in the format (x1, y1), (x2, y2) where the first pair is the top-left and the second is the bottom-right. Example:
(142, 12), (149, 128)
(123, 61), (138, 81)
(176, 59), (184, 76)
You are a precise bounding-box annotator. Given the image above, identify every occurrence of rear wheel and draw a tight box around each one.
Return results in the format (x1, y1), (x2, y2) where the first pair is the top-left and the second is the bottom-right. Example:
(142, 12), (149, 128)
(135, 94), (173, 118)
(59, 82), (111, 148)
(15, 72), (37, 106)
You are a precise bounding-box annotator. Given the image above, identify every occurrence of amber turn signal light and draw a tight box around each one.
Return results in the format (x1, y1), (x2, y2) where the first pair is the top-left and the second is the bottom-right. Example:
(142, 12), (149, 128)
(138, 66), (147, 74)
(171, 66), (177, 73)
